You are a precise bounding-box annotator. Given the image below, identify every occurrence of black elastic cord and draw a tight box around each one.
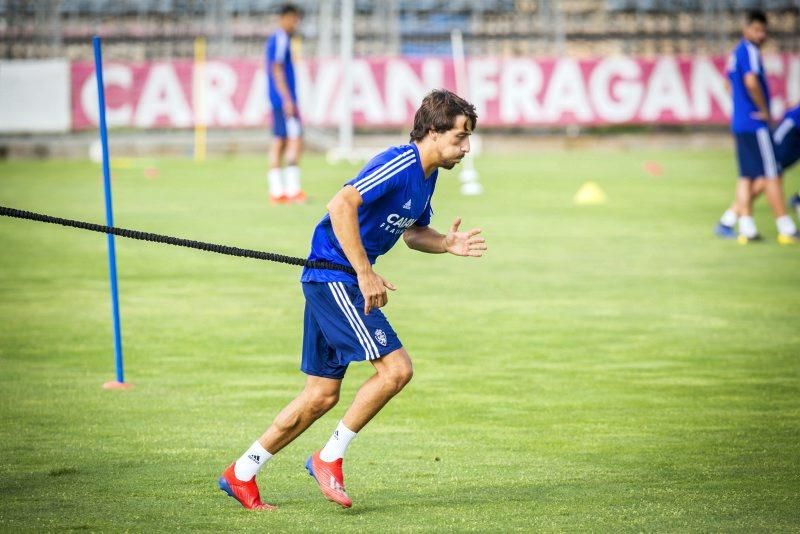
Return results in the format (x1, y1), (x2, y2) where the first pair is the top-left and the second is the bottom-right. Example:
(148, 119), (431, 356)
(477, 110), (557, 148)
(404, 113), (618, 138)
(0, 205), (356, 275)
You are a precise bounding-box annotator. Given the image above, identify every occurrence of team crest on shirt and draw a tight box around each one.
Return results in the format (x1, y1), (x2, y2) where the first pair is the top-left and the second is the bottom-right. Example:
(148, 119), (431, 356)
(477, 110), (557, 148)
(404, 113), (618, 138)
(374, 329), (387, 346)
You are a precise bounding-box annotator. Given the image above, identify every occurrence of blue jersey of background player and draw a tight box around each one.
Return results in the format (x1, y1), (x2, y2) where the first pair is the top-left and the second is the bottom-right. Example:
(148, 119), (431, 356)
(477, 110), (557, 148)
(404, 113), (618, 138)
(773, 105), (800, 171)
(774, 105), (800, 218)
(266, 22), (297, 118)
(728, 39), (771, 138)
(219, 90), (487, 511)
(714, 9), (799, 244)
(265, 4), (305, 204)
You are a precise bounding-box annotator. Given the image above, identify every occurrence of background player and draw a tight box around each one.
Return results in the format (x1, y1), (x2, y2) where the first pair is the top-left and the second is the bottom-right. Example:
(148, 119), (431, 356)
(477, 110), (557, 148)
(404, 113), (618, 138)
(266, 3), (305, 204)
(713, 10), (798, 244)
(773, 105), (800, 218)
(219, 90), (487, 510)
(715, 102), (800, 242)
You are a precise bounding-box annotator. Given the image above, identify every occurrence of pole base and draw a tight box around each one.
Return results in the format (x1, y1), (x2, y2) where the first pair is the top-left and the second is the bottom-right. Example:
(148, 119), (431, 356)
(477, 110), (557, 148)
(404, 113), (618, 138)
(103, 380), (134, 390)
(460, 181), (484, 196)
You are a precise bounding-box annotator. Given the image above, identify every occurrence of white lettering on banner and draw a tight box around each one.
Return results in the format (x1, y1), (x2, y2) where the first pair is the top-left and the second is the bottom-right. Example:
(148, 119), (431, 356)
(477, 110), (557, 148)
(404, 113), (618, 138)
(301, 60), (339, 124)
(203, 61), (239, 126)
(640, 57), (690, 121)
(690, 57), (730, 120)
(500, 59), (543, 123)
(80, 64), (133, 125)
(543, 59), (592, 122)
(589, 57), (642, 123)
(348, 60), (384, 123)
(241, 68), (268, 125)
(386, 59), (443, 122)
(467, 58), (499, 117)
(134, 63), (192, 127)
(423, 60), (445, 95)
(68, 54), (800, 130)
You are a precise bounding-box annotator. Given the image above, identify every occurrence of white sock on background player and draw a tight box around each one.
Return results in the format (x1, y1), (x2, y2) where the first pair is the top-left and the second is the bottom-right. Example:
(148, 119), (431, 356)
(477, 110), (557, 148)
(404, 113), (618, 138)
(720, 209), (737, 227)
(775, 215), (797, 236)
(319, 420), (357, 462)
(234, 441), (273, 481)
(738, 215), (758, 238)
(268, 168), (284, 199)
(284, 165), (301, 197)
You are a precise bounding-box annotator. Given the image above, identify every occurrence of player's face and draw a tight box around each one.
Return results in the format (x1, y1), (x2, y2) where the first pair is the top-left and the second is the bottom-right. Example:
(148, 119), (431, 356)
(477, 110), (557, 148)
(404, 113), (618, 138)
(744, 21), (767, 47)
(282, 13), (301, 34)
(435, 115), (472, 170)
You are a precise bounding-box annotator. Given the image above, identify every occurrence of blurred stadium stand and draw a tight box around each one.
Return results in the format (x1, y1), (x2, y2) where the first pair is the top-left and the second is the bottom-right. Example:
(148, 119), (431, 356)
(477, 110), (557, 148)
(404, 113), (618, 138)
(1, 0), (798, 60)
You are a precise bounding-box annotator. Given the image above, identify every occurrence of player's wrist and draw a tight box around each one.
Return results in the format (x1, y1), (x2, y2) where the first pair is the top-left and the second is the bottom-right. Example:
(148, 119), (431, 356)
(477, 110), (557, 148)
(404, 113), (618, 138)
(355, 264), (373, 277)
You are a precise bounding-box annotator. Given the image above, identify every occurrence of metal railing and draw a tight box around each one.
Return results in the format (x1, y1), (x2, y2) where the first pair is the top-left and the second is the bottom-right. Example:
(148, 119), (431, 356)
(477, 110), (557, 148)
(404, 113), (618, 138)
(1, 0), (798, 60)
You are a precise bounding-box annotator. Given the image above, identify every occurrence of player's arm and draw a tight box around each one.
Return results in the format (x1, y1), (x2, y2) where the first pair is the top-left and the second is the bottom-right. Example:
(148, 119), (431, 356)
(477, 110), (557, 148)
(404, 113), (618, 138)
(744, 73), (770, 122)
(403, 217), (486, 257)
(327, 185), (395, 314)
(271, 63), (295, 116)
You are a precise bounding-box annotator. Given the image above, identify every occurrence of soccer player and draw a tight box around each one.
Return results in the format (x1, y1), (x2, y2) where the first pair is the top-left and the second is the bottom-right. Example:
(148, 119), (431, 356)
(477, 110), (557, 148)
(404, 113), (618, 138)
(219, 90), (487, 510)
(713, 10), (799, 244)
(773, 105), (800, 218)
(715, 105), (800, 242)
(266, 3), (305, 204)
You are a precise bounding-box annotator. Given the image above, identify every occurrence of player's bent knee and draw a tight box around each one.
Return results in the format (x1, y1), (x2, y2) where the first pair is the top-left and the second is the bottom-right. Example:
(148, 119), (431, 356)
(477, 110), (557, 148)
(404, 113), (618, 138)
(381, 360), (413, 393)
(395, 366), (413, 391)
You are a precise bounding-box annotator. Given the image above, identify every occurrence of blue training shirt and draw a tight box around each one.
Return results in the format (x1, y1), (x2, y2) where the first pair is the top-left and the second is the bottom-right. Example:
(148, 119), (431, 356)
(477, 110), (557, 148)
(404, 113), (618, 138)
(727, 38), (771, 133)
(266, 29), (297, 109)
(773, 105), (800, 169)
(301, 143), (437, 284)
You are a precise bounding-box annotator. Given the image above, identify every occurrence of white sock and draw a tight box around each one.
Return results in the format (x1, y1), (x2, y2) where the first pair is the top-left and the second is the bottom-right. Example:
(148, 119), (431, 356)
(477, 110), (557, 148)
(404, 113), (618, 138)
(319, 421), (357, 462)
(268, 168), (284, 198)
(720, 209), (737, 227)
(234, 441), (273, 481)
(776, 215), (797, 236)
(283, 165), (301, 197)
(738, 216), (758, 238)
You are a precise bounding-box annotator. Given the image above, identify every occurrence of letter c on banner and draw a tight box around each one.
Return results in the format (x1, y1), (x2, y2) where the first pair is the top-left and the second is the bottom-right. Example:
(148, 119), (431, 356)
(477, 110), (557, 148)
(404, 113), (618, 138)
(81, 64), (133, 126)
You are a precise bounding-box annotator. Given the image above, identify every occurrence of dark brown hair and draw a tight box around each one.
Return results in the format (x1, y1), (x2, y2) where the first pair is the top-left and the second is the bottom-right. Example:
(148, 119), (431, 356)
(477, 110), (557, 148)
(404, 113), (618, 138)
(409, 89), (478, 142)
(746, 9), (767, 25)
(279, 3), (301, 16)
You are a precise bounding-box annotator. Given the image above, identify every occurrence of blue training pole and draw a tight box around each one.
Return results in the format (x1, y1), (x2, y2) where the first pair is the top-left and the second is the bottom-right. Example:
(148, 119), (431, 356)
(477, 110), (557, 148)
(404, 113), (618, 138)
(93, 36), (125, 385)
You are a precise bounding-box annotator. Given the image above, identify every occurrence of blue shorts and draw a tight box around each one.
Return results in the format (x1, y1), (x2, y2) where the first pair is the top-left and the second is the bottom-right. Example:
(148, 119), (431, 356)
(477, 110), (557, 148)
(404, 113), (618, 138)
(272, 106), (302, 139)
(775, 142), (799, 172)
(734, 128), (780, 179)
(301, 282), (403, 380)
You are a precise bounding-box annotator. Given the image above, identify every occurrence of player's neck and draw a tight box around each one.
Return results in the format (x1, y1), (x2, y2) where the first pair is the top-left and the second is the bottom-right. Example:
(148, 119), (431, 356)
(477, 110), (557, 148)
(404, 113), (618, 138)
(412, 140), (438, 178)
(743, 36), (760, 48)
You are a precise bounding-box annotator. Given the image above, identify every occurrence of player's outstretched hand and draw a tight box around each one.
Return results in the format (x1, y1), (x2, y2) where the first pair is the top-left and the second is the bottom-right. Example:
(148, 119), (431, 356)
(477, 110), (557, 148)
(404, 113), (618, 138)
(444, 217), (487, 257)
(357, 269), (396, 315)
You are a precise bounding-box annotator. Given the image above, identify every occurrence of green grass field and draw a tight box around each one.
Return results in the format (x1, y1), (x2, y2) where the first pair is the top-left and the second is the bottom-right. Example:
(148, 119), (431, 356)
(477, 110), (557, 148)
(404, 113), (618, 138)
(1, 148), (798, 532)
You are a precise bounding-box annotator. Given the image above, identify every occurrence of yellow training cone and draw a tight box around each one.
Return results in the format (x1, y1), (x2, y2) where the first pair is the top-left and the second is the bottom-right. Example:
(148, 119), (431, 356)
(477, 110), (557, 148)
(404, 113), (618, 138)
(573, 181), (607, 205)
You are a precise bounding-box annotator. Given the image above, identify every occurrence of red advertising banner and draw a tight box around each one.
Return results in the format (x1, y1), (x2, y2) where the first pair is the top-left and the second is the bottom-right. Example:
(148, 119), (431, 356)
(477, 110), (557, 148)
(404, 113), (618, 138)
(71, 55), (800, 130)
